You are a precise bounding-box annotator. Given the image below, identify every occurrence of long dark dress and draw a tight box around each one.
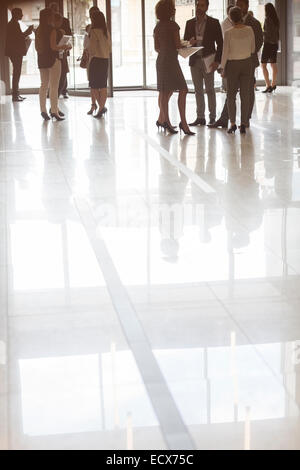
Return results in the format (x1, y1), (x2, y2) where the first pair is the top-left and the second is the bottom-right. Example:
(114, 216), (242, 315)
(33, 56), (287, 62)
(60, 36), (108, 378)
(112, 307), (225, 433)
(154, 20), (187, 92)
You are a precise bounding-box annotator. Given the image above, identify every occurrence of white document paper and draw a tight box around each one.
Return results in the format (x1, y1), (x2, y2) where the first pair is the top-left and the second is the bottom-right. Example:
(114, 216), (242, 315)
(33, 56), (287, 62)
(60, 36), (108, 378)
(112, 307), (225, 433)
(58, 35), (72, 47)
(203, 53), (216, 73)
(178, 46), (203, 59)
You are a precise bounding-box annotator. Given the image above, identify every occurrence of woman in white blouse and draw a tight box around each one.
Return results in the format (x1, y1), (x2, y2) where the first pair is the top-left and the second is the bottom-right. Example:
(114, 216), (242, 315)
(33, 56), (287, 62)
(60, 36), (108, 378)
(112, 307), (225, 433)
(88, 11), (111, 119)
(220, 6), (255, 134)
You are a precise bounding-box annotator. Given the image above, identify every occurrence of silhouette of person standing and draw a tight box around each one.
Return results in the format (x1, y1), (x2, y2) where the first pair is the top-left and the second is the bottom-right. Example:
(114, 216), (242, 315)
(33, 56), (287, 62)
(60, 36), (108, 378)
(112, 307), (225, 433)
(5, 8), (34, 102)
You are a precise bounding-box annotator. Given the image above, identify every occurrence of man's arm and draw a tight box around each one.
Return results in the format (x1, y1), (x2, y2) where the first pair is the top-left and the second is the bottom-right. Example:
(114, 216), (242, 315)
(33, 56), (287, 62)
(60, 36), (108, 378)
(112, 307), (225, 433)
(16, 22), (33, 38)
(251, 17), (263, 53)
(214, 20), (223, 64)
(183, 20), (192, 42)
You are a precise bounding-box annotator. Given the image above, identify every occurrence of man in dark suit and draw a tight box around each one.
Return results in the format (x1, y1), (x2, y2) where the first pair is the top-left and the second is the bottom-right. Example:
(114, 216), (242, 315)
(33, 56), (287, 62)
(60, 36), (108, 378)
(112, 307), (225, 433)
(5, 8), (34, 102)
(209, 0), (263, 128)
(49, 2), (72, 98)
(184, 0), (223, 126)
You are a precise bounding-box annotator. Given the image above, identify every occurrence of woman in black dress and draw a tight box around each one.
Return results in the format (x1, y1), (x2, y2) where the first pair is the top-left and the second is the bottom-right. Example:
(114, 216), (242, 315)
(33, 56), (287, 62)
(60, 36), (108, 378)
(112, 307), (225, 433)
(261, 3), (280, 93)
(154, 0), (194, 135)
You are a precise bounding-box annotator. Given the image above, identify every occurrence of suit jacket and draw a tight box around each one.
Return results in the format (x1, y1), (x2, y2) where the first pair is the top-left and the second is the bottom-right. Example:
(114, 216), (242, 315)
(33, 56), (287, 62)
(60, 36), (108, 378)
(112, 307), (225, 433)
(5, 19), (28, 57)
(184, 16), (223, 67)
(244, 13), (263, 68)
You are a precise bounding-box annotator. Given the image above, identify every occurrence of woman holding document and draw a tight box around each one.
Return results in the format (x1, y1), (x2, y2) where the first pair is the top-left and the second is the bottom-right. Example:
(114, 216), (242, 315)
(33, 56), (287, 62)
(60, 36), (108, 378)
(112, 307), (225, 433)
(220, 7), (255, 135)
(154, 0), (194, 135)
(35, 8), (71, 121)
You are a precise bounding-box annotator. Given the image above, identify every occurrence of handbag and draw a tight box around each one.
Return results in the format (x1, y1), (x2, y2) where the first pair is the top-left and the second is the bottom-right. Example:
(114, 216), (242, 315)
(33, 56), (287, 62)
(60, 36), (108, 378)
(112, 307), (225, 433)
(79, 49), (89, 69)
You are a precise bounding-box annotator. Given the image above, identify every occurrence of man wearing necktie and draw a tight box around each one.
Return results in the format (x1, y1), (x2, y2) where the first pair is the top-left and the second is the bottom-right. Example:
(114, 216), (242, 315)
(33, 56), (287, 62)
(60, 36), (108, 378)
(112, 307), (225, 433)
(184, 0), (223, 126)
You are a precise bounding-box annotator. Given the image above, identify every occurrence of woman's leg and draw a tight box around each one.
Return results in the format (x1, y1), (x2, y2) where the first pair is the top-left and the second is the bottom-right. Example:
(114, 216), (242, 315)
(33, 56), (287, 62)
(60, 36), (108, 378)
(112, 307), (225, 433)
(158, 92), (163, 122)
(90, 88), (97, 106)
(92, 88), (101, 108)
(226, 62), (240, 125)
(161, 91), (171, 124)
(98, 87), (108, 111)
(271, 63), (278, 87)
(49, 59), (62, 115)
(178, 88), (189, 129)
(261, 63), (271, 88)
(39, 68), (50, 113)
(240, 65), (251, 126)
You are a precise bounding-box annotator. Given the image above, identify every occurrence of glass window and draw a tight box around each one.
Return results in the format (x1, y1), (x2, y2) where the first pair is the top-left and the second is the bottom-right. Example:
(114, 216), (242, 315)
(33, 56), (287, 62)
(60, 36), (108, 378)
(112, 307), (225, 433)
(64, 0), (95, 90)
(145, 0), (158, 88)
(287, 0), (300, 85)
(111, 0), (143, 87)
(248, 0), (276, 82)
(7, 1), (45, 89)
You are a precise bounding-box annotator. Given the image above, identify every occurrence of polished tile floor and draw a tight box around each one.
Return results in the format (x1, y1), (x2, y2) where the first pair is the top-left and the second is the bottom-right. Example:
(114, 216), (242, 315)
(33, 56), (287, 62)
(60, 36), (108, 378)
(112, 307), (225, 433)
(1, 88), (300, 450)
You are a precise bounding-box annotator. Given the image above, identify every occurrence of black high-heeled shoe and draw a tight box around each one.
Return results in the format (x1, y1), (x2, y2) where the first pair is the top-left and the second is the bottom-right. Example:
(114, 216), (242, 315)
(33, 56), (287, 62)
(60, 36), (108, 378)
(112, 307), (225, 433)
(87, 103), (97, 115)
(179, 122), (195, 136)
(163, 122), (178, 134)
(50, 108), (64, 117)
(271, 85), (277, 92)
(156, 120), (164, 130)
(41, 112), (50, 121)
(240, 124), (246, 134)
(262, 86), (273, 94)
(227, 124), (237, 134)
(94, 107), (107, 119)
(50, 112), (65, 121)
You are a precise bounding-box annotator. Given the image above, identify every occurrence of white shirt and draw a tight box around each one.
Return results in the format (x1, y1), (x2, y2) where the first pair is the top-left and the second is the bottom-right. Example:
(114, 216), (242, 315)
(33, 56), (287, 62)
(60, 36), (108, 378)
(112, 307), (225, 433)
(88, 28), (111, 59)
(220, 26), (255, 70)
(221, 16), (233, 36)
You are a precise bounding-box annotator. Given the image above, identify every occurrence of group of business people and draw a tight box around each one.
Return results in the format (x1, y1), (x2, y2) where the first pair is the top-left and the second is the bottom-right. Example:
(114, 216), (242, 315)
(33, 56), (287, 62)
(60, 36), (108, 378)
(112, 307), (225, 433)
(154, 0), (280, 135)
(5, 2), (111, 122)
(5, 2), (71, 107)
(5, 0), (279, 132)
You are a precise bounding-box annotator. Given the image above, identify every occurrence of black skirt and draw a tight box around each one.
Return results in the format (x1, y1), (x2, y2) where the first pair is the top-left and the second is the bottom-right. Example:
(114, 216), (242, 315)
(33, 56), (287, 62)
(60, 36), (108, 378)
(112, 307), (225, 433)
(261, 42), (278, 64)
(89, 57), (109, 88)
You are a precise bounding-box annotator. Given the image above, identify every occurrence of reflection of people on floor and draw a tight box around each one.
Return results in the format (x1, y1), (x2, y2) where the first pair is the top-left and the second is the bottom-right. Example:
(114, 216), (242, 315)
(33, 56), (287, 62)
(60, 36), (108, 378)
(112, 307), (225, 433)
(40, 119), (74, 222)
(7, 106), (34, 215)
(264, 138), (293, 204)
(192, 132), (224, 242)
(158, 135), (188, 262)
(85, 123), (117, 225)
(222, 136), (263, 249)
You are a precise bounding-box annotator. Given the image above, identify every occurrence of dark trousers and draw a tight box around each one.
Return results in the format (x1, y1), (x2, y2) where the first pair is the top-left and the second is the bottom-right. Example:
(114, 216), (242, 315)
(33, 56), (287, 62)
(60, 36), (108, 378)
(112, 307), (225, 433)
(10, 55), (23, 98)
(61, 76), (68, 96)
(58, 68), (67, 97)
(226, 58), (252, 125)
(219, 64), (256, 124)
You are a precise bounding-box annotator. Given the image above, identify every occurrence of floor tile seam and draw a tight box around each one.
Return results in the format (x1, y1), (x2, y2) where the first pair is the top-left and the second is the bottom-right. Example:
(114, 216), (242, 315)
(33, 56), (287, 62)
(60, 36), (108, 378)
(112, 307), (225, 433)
(73, 196), (196, 451)
(205, 282), (300, 413)
(130, 127), (216, 195)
